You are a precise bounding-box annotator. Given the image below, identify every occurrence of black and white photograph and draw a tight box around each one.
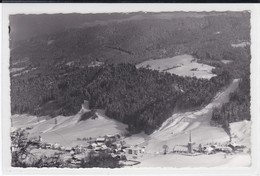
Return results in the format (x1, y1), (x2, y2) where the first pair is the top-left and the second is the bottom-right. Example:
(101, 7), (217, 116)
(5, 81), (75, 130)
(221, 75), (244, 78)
(1, 4), (260, 174)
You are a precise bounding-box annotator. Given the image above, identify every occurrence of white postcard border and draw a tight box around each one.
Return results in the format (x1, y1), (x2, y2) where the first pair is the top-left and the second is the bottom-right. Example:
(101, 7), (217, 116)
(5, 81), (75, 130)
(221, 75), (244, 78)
(1, 3), (260, 176)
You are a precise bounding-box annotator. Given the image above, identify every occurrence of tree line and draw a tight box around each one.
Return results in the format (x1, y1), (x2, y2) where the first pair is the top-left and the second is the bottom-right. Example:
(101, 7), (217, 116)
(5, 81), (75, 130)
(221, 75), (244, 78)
(86, 63), (231, 134)
(11, 63), (231, 134)
(211, 72), (250, 133)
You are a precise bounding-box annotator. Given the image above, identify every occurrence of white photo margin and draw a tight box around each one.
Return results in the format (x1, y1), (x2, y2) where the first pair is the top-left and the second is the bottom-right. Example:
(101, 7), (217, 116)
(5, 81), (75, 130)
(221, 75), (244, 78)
(1, 3), (260, 176)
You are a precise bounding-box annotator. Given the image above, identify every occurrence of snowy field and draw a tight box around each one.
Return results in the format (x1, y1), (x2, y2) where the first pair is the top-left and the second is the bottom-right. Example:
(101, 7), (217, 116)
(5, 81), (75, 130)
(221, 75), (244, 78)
(35, 110), (127, 147)
(10, 67), (26, 73)
(136, 54), (217, 79)
(221, 60), (233, 64)
(11, 79), (251, 167)
(230, 120), (251, 148)
(125, 79), (243, 151)
(12, 102), (127, 147)
(231, 41), (250, 48)
(134, 153), (251, 168)
(124, 79), (251, 167)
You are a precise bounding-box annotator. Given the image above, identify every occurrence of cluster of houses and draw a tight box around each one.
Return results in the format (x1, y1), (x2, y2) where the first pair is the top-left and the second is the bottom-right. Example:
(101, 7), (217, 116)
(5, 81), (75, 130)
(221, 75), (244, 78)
(172, 132), (246, 155)
(11, 128), (246, 163)
(86, 134), (145, 159)
(47, 134), (145, 162)
(11, 129), (145, 165)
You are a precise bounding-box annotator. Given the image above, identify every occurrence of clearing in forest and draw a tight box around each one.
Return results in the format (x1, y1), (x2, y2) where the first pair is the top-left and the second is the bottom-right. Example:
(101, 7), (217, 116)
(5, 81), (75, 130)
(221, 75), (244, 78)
(136, 54), (216, 79)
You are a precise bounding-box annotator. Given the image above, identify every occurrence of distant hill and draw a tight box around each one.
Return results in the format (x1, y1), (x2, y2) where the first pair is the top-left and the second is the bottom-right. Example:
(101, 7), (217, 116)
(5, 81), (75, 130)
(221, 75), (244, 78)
(10, 12), (250, 68)
(9, 13), (140, 47)
(10, 12), (248, 45)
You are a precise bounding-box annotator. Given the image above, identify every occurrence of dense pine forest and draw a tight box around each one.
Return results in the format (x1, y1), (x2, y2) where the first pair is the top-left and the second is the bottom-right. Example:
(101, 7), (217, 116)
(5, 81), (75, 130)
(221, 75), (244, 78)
(211, 71), (250, 131)
(11, 65), (101, 116)
(11, 63), (231, 134)
(87, 64), (231, 133)
(10, 12), (251, 134)
(210, 45), (250, 131)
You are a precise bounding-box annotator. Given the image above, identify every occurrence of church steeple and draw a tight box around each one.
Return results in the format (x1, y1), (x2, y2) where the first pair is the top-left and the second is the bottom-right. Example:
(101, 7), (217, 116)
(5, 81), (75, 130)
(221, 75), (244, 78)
(187, 131), (193, 153)
(189, 131), (192, 143)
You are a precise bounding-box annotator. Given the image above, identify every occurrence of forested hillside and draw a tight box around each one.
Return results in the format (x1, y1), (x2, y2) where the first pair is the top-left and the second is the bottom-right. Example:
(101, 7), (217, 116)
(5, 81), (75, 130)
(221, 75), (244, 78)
(10, 12), (251, 134)
(211, 70), (250, 132)
(86, 64), (231, 133)
(11, 65), (102, 116)
(10, 12), (250, 68)
(11, 63), (231, 134)
(210, 43), (250, 132)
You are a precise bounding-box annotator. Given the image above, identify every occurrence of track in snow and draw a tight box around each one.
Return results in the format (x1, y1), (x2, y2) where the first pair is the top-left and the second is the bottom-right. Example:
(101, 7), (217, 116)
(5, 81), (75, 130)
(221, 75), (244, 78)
(125, 79), (240, 152)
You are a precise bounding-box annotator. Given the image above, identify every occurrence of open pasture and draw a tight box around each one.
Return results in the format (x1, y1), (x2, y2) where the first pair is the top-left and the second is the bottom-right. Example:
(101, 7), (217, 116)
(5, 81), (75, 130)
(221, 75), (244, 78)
(136, 54), (216, 79)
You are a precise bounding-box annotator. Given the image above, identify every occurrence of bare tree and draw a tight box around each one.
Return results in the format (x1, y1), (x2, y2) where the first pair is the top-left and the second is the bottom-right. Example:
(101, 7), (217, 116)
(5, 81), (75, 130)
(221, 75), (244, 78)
(162, 144), (169, 155)
(11, 129), (35, 167)
(11, 129), (67, 168)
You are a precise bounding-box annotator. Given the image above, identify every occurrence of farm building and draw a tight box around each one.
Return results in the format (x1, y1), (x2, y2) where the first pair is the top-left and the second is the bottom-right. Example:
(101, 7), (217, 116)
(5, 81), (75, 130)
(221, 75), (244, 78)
(100, 144), (108, 150)
(227, 142), (245, 151)
(201, 144), (232, 154)
(111, 142), (122, 150)
(53, 143), (60, 150)
(65, 147), (72, 152)
(121, 143), (130, 148)
(110, 153), (121, 159)
(72, 145), (85, 154)
(105, 134), (115, 138)
(173, 145), (187, 153)
(111, 153), (127, 160)
(203, 146), (215, 154)
(104, 134), (118, 143)
(94, 146), (102, 151)
(11, 143), (18, 152)
(88, 143), (97, 149)
(219, 146), (232, 153)
(126, 146), (145, 155)
(112, 148), (121, 154)
(60, 146), (65, 151)
(96, 137), (106, 145)
(43, 143), (52, 149)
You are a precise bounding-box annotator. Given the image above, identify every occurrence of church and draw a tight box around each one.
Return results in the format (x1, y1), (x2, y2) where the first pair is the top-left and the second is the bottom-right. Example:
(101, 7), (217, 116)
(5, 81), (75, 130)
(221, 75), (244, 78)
(173, 131), (194, 154)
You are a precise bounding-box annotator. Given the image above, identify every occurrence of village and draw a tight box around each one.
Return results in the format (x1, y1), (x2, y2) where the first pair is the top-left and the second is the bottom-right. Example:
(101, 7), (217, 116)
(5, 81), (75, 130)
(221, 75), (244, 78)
(11, 128), (145, 167)
(171, 132), (246, 156)
(11, 128), (247, 167)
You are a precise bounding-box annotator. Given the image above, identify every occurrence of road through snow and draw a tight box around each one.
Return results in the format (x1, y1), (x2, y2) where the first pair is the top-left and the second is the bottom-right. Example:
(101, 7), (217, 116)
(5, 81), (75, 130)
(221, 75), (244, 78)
(125, 79), (240, 152)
